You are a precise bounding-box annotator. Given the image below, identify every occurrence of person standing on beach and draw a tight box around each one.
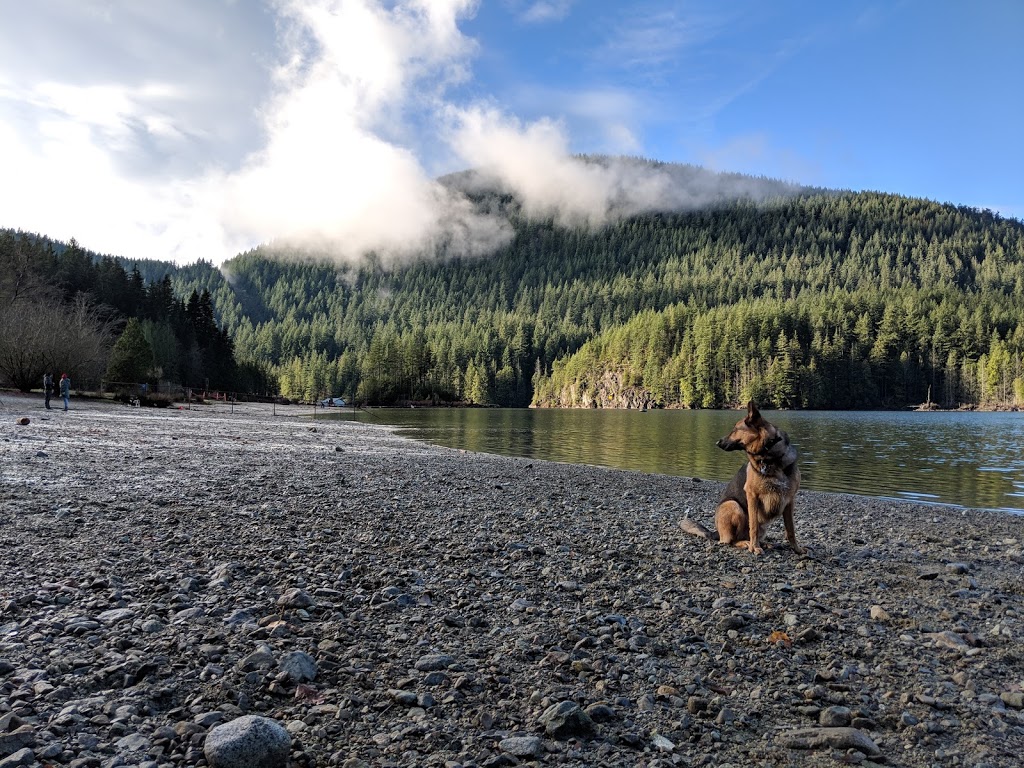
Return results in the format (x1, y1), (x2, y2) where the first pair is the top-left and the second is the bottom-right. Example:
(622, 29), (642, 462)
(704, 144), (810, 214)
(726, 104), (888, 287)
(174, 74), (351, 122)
(43, 372), (53, 410)
(60, 373), (71, 411)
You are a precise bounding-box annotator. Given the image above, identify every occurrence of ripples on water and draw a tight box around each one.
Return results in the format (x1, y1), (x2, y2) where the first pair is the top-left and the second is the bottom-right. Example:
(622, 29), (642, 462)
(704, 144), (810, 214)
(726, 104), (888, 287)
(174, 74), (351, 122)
(324, 408), (1024, 514)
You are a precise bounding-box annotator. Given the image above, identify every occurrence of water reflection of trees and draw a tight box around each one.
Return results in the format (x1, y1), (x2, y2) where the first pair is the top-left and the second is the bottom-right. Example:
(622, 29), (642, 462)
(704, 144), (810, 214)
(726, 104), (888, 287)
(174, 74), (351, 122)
(371, 409), (1024, 513)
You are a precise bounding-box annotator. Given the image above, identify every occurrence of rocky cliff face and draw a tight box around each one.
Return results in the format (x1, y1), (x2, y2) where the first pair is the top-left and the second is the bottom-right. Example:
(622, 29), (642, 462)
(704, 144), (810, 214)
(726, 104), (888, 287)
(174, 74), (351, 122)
(535, 369), (657, 409)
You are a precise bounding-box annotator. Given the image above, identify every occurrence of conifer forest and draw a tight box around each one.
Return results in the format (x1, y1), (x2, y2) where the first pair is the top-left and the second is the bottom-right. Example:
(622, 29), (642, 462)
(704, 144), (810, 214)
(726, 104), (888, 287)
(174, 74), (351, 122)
(3, 174), (1024, 411)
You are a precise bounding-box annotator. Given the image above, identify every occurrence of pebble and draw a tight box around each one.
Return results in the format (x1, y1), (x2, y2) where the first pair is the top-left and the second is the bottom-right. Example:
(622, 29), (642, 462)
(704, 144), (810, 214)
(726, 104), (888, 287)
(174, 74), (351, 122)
(539, 702), (597, 740)
(499, 736), (542, 758)
(781, 727), (881, 758)
(1000, 692), (1024, 709)
(1, 395), (1023, 767)
(414, 653), (455, 672)
(869, 605), (890, 621)
(0, 748), (35, 767)
(819, 706), (852, 727)
(278, 651), (317, 683)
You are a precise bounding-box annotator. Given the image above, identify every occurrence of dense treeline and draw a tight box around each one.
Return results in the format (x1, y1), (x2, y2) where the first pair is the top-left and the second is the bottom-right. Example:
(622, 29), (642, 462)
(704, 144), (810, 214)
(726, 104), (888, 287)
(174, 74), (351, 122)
(534, 290), (1024, 409)
(7, 171), (1023, 410)
(161, 189), (1024, 409)
(533, 196), (1024, 409)
(0, 231), (260, 394)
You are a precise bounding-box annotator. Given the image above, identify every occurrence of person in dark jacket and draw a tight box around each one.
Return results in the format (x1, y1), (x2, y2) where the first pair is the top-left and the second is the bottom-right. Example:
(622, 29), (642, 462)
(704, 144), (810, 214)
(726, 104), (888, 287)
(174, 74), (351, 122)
(60, 373), (71, 412)
(43, 372), (53, 410)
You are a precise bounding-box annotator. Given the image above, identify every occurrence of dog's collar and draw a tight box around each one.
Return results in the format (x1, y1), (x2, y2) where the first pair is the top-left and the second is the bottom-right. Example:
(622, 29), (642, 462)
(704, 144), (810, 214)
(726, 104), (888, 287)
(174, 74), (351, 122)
(752, 434), (783, 456)
(750, 455), (797, 477)
(747, 437), (796, 476)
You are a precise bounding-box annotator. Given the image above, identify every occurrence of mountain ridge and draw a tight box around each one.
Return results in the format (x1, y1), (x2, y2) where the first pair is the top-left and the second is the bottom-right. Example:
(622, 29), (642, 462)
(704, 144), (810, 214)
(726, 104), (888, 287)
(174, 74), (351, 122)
(4, 161), (1023, 408)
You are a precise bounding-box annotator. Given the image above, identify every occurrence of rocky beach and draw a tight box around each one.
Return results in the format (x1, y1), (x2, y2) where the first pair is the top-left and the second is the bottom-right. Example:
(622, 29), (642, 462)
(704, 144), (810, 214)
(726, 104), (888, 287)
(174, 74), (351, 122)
(1, 392), (1023, 768)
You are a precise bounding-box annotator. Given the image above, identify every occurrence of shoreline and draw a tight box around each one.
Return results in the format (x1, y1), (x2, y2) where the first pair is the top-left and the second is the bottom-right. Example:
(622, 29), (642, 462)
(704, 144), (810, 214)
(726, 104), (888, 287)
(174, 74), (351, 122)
(2, 392), (1023, 766)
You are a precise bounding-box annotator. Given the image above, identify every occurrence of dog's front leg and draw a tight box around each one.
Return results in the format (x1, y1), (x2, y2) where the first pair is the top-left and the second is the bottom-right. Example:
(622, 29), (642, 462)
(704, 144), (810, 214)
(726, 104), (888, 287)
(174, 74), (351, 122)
(782, 503), (806, 555)
(745, 488), (763, 555)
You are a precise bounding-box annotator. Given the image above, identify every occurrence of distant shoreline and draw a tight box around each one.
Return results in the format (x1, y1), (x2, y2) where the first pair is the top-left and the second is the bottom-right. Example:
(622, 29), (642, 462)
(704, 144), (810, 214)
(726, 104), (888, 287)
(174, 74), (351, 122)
(6, 386), (1024, 414)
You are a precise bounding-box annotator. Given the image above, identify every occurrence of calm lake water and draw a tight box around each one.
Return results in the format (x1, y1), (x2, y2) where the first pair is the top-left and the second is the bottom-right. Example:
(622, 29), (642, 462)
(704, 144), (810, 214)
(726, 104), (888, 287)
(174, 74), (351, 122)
(323, 408), (1024, 514)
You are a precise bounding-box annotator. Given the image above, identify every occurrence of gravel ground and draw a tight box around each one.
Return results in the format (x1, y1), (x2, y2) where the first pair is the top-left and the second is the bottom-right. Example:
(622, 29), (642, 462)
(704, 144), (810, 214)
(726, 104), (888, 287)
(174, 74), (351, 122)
(1, 392), (1023, 768)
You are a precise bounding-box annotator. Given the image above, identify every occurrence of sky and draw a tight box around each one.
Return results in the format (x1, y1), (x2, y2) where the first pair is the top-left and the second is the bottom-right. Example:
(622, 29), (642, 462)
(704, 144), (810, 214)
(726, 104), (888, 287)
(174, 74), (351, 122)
(1, 0), (1021, 266)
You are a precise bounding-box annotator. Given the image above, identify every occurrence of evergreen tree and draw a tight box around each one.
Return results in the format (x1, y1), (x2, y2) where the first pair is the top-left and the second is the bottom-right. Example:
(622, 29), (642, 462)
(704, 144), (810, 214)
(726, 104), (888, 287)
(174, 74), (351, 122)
(105, 318), (154, 385)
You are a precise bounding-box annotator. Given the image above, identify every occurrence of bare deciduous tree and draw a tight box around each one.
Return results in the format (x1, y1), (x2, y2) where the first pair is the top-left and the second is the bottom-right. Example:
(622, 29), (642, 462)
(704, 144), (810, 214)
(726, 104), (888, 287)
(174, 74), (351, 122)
(0, 292), (114, 392)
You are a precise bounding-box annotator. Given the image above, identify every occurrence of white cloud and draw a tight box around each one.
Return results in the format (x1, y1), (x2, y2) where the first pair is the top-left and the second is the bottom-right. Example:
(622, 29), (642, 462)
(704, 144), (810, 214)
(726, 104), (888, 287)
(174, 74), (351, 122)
(0, 112), (239, 263)
(1, 0), (800, 266)
(446, 106), (687, 226)
(220, 0), (512, 262)
(520, 1), (575, 23)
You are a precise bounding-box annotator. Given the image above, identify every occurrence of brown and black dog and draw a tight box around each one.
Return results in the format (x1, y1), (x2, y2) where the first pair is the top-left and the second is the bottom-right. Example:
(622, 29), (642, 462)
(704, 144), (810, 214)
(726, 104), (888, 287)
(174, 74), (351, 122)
(680, 401), (806, 555)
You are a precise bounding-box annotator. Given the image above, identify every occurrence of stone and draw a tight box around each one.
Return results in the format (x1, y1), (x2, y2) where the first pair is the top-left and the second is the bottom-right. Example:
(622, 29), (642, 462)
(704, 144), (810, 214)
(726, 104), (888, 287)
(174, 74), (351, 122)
(651, 734), (675, 752)
(0, 748), (34, 767)
(869, 605), (890, 622)
(422, 671), (448, 686)
(115, 732), (151, 752)
(414, 654), (454, 672)
(239, 645), (276, 672)
(195, 711), (226, 728)
(204, 715), (291, 768)
(1000, 692), (1024, 709)
(926, 631), (969, 650)
(499, 735), (541, 757)
(141, 619), (165, 633)
(716, 707), (736, 725)
(584, 703), (616, 722)
(389, 689), (418, 707)
(0, 725), (34, 758)
(539, 701), (596, 740)
(278, 651), (317, 683)
(819, 706), (852, 727)
(277, 588), (315, 609)
(97, 607), (135, 625)
(780, 727), (881, 758)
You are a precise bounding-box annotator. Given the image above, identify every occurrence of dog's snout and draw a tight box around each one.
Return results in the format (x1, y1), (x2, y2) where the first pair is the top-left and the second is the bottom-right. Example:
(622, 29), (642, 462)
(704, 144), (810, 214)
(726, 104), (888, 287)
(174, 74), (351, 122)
(717, 437), (740, 451)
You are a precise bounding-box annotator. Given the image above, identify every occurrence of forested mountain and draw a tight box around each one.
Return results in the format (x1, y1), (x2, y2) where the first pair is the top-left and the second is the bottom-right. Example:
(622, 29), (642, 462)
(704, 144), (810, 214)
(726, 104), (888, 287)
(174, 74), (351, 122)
(156, 185), (1023, 410)
(533, 196), (1024, 409)
(5, 162), (1023, 410)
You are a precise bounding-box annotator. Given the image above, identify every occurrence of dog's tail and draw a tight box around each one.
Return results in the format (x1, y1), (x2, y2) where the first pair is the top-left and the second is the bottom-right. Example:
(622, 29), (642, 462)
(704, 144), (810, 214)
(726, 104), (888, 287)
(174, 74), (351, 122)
(679, 507), (719, 541)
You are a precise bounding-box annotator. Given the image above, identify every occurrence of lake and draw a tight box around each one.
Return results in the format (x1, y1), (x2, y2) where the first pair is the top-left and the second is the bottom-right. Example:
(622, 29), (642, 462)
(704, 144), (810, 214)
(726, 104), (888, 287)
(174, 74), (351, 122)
(321, 407), (1024, 514)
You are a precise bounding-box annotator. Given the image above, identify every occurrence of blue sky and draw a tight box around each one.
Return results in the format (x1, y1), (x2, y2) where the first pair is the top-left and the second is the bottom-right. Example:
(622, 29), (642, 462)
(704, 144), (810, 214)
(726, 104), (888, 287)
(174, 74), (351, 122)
(0, 1), (1020, 265)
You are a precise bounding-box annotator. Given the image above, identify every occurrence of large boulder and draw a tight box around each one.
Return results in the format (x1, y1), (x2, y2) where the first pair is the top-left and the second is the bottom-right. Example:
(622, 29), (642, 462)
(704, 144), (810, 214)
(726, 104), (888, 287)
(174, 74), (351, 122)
(204, 715), (291, 768)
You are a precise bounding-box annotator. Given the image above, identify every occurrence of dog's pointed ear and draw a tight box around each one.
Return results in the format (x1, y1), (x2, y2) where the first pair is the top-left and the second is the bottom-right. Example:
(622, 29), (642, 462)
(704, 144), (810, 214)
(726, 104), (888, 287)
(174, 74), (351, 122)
(745, 401), (761, 425)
